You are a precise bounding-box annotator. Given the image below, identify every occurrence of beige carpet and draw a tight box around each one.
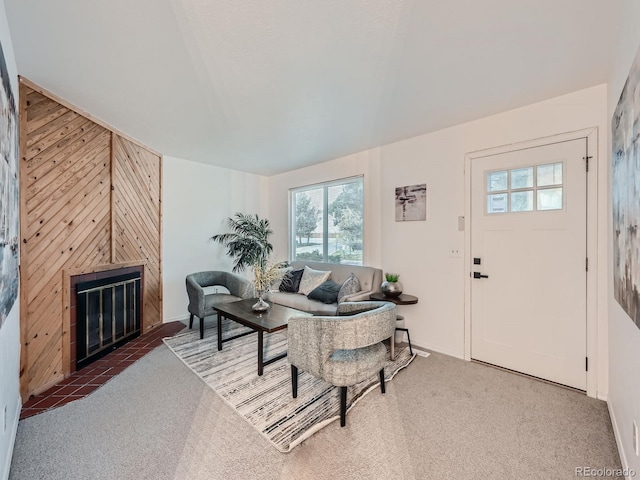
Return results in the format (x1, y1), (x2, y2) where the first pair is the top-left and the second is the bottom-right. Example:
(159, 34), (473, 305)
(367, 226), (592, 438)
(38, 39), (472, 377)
(9, 328), (622, 480)
(162, 321), (417, 451)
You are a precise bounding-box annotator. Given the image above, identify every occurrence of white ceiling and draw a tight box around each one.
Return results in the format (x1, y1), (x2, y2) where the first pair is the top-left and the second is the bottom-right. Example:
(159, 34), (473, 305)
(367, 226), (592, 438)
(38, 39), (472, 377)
(5, 0), (620, 176)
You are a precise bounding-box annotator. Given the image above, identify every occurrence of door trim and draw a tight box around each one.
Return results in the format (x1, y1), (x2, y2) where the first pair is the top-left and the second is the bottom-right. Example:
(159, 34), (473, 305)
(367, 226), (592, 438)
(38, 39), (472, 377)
(464, 128), (599, 397)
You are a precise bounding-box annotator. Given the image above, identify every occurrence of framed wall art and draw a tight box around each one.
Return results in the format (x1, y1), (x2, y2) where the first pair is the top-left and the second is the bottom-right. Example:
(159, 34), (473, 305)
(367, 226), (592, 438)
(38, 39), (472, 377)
(0, 39), (19, 329)
(395, 184), (426, 222)
(612, 43), (640, 328)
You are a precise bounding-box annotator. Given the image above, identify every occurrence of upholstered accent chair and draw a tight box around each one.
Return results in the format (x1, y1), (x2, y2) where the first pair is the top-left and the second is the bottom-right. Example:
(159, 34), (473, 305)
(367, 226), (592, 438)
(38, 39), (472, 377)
(185, 271), (253, 339)
(288, 301), (397, 427)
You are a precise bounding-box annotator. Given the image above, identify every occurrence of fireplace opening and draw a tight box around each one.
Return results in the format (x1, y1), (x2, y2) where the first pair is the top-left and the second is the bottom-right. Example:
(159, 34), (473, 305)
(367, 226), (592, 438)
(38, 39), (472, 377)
(75, 271), (141, 370)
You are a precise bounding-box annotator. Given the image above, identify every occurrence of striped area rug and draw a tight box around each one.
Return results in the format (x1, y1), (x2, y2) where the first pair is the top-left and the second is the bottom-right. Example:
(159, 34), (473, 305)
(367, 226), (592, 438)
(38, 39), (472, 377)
(163, 319), (418, 452)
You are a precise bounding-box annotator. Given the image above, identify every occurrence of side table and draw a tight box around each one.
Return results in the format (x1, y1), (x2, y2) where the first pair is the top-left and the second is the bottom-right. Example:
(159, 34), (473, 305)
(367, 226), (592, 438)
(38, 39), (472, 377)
(369, 293), (418, 359)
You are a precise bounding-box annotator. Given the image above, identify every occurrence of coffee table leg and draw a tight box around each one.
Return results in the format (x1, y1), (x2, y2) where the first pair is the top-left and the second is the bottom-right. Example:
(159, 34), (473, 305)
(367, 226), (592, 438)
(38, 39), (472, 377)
(217, 312), (222, 351)
(258, 331), (264, 376)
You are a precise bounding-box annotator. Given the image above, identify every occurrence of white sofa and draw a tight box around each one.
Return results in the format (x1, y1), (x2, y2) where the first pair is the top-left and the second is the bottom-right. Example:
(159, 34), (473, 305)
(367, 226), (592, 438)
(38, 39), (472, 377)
(267, 260), (383, 314)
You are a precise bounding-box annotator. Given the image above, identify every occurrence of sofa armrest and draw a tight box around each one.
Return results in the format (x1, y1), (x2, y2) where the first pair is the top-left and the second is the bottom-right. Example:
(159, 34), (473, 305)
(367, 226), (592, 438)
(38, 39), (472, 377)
(185, 276), (206, 316)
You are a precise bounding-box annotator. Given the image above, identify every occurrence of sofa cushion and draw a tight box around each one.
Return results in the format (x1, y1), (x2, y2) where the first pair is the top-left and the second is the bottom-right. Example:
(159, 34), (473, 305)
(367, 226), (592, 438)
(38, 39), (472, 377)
(308, 280), (342, 304)
(279, 269), (304, 293)
(267, 292), (337, 315)
(298, 266), (331, 295)
(338, 273), (361, 303)
(324, 343), (388, 386)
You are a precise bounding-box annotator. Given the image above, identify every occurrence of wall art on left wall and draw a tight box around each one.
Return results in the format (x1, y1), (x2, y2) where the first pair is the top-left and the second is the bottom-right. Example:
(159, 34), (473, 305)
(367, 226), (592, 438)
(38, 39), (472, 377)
(612, 42), (640, 328)
(0, 39), (19, 330)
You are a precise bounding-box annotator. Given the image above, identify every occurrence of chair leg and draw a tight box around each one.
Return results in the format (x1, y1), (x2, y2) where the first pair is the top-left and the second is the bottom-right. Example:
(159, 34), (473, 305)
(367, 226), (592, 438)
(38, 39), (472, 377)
(340, 386), (347, 427)
(395, 327), (413, 356)
(291, 365), (298, 398)
(379, 368), (386, 394)
(189, 313), (194, 329)
(199, 317), (204, 339)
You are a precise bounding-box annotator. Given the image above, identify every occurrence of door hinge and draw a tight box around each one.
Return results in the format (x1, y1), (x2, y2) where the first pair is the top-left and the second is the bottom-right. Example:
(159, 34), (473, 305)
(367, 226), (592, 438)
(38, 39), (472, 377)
(585, 257), (589, 272)
(586, 357), (589, 372)
(583, 156), (592, 172)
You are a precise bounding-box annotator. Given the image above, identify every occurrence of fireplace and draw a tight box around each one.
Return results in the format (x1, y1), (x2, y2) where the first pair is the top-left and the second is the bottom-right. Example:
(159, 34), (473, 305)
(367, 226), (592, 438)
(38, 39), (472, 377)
(70, 266), (143, 371)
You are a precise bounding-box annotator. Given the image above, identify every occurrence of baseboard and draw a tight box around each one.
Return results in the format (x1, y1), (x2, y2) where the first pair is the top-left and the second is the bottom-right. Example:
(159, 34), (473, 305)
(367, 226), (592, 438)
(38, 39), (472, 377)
(607, 400), (632, 479)
(2, 398), (21, 480)
(597, 391), (608, 402)
(163, 314), (189, 324)
(411, 340), (465, 360)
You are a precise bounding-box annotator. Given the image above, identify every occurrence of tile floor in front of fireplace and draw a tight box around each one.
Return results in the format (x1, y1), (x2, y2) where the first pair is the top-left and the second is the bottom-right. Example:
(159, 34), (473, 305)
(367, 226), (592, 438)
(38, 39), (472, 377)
(20, 321), (186, 420)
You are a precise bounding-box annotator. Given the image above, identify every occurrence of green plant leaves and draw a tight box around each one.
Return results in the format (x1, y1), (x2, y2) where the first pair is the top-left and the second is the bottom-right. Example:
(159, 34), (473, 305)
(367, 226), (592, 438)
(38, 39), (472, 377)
(211, 213), (274, 272)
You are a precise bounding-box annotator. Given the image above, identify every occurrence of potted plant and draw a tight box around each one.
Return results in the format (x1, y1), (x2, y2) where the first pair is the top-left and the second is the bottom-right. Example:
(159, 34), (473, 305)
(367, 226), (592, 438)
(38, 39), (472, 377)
(211, 213), (287, 311)
(381, 272), (403, 298)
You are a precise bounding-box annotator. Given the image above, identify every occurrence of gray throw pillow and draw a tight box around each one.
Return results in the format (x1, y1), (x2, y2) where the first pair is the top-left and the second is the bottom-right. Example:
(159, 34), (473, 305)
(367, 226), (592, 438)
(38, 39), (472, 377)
(338, 273), (361, 303)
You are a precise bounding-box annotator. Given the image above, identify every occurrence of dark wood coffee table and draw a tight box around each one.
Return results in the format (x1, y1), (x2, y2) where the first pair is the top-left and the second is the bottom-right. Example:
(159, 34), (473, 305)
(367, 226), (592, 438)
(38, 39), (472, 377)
(213, 298), (312, 376)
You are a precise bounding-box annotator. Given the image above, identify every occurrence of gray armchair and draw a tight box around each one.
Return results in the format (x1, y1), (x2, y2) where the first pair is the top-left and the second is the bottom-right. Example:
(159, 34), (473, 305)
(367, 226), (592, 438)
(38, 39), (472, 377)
(186, 271), (253, 339)
(288, 301), (396, 427)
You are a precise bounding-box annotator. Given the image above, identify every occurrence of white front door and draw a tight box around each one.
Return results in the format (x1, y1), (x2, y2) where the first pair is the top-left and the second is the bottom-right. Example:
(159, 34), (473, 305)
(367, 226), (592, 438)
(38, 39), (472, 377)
(470, 138), (587, 390)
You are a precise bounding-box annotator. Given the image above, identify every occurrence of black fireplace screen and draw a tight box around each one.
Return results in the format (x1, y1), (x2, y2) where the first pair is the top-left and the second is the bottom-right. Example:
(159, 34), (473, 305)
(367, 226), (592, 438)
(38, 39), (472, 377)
(76, 271), (141, 369)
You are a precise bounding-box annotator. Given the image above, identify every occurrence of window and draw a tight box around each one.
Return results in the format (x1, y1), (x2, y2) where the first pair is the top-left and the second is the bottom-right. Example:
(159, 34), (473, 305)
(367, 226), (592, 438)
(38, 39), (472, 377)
(486, 162), (563, 214)
(290, 177), (363, 265)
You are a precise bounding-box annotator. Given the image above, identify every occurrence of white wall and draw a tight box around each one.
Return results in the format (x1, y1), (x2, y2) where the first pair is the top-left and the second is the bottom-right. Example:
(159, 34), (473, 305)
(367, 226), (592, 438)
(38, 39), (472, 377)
(379, 86), (608, 370)
(268, 84), (609, 395)
(162, 155), (268, 322)
(0, 306), (19, 480)
(606, 1), (640, 473)
(0, 1), (21, 478)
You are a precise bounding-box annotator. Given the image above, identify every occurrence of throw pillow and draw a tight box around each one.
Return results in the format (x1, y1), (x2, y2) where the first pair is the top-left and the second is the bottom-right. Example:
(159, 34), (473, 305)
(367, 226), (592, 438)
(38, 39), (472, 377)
(338, 273), (361, 303)
(307, 280), (342, 304)
(298, 266), (332, 295)
(279, 269), (304, 293)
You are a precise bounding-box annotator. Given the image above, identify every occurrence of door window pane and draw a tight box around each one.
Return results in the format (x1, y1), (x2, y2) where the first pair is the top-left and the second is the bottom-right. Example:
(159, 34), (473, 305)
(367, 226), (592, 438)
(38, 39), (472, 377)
(487, 171), (508, 192)
(537, 163), (563, 187)
(537, 188), (563, 210)
(487, 193), (508, 213)
(511, 191), (533, 212)
(510, 167), (533, 189)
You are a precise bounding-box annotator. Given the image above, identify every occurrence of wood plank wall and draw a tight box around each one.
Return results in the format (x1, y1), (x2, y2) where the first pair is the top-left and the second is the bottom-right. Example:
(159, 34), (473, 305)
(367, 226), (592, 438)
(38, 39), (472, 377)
(19, 79), (162, 399)
(112, 135), (162, 330)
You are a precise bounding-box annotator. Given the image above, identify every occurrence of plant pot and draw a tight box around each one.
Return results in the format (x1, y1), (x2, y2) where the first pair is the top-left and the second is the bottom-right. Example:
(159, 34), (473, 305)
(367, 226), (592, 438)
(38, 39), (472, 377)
(381, 281), (403, 298)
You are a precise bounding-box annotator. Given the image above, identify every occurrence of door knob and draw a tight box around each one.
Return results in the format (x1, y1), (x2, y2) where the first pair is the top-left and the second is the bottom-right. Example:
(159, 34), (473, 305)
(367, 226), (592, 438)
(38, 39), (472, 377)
(473, 272), (489, 279)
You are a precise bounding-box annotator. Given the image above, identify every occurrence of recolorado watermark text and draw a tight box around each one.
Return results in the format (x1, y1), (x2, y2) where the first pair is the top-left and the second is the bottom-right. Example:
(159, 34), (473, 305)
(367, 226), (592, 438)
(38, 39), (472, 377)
(575, 467), (636, 477)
